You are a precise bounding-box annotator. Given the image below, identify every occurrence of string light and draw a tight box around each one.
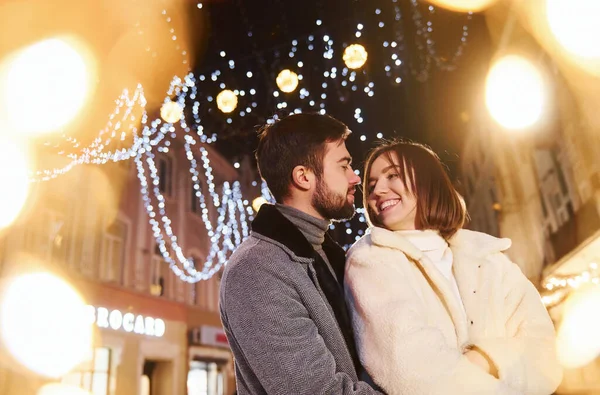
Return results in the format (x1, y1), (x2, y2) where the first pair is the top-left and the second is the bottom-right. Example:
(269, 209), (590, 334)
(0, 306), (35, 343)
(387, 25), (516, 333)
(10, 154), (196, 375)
(276, 69), (299, 93)
(216, 89), (238, 113)
(541, 263), (600, 307)
(160, 100), (184, 123)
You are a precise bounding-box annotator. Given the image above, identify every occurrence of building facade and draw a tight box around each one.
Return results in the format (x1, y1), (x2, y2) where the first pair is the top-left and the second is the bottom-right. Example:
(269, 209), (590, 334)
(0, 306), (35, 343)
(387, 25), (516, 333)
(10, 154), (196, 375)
(0, 131), (248, 395)
(461, 69), (600, 393)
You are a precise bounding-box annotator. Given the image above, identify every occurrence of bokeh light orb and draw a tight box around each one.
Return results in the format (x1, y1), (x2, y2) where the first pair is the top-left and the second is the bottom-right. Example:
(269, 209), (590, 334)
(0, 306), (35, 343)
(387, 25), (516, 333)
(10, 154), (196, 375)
(556, 285), (600, 368)
(546, 0), (600, 59)
(343, 44), (368, 70)
(160, 100), (184, 123)
(276, 69), (299, 93)
(252, 197), (268, 213)
(216, 89), (238, 114)
(0, 138), (30, 230)
(485, 55), (546, 130)
(0, 38), (93, 136)
(425, 0), (499, 13)
(0, 272), (93, 378)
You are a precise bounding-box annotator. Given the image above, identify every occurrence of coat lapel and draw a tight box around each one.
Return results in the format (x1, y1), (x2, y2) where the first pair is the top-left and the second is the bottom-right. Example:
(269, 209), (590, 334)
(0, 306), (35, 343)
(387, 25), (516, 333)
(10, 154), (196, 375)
(252, 204), (361, 372)
(370, 227), (470, 346)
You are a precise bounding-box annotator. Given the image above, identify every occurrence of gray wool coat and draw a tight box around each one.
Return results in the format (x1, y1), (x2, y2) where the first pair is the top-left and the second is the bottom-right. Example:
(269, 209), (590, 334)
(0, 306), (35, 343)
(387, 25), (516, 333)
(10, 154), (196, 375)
(219, 204), (382, 395)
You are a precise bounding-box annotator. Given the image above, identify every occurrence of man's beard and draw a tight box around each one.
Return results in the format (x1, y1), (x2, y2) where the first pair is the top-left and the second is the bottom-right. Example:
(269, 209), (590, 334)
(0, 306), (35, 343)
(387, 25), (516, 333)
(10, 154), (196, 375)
(312, 179), (356, 221)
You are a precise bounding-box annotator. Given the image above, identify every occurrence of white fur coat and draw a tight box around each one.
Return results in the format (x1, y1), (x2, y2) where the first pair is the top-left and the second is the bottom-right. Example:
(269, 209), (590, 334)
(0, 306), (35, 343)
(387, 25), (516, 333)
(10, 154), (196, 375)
(345, 228), (562, 395)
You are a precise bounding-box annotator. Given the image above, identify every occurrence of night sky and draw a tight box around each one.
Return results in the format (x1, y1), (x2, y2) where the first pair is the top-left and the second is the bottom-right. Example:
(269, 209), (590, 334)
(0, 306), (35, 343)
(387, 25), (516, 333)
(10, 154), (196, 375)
(186, 0), (494, 176)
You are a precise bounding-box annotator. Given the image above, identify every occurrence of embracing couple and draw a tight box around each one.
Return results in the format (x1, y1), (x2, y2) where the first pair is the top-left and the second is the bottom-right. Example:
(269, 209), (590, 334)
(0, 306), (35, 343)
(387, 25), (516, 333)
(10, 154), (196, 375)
(219, 113), (562, 395)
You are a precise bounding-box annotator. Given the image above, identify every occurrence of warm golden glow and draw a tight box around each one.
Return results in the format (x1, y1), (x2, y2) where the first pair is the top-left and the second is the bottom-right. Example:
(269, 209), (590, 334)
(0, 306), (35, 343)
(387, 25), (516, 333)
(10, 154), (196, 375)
(343, 44), (368, 70)
(485, 55), (546, 130)
(216, 89), (238, 113)
(425, 0), (499, 12)
(0, 138), (30, 230)
(0, 272), (93, 378)
(546, 0), (600, 59)
(276, 69), (299, 93)
(252, 197), (268, 213)
(0, 37), (94, 136)
(556, 285), (600, 368)
(37, 383), (91, 395)
(160, 100), (184, 123)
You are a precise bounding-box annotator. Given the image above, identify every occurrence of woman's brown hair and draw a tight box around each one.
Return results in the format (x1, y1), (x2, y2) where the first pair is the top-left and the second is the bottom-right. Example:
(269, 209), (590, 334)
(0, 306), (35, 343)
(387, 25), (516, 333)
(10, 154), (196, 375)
(363, 140), (467, 239)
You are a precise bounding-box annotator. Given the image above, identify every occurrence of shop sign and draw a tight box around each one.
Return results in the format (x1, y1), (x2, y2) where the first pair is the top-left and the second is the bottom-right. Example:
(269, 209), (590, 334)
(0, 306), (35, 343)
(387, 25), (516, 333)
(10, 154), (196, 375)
(86, 305), (166, 337)
(190, 326), (229, 348)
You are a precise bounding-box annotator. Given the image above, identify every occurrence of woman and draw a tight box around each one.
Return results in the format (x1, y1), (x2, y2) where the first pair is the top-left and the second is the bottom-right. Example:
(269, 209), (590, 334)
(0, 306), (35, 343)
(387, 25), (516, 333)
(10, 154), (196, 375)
(345, 141), (562, 395)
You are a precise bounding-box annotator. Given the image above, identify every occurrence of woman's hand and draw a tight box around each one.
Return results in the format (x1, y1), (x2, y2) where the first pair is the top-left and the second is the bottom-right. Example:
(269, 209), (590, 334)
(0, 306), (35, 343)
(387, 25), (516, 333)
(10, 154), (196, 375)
(465, 348), (499, 379)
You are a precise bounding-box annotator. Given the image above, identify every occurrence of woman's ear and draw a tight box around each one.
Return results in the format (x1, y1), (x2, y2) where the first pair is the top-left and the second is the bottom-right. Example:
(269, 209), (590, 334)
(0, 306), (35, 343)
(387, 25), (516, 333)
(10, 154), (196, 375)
(291, 165), (314, 192)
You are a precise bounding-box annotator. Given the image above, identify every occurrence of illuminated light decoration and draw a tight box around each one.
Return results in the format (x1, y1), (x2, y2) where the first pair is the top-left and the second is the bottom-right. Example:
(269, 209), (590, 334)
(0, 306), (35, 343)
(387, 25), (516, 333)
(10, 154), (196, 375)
(343, 44), (368, 70)
(546, 0), (600, 60)
(542, 262), (600, 308)
(0, 272), (92, 378)
(276, 69), (299, 93)
(555, 285), (600, 368)
(216, 89), (238, 113)
(485, 55), (546, 130)
(252, 196), (268, 212)
(424, 0), (499, 13)
(160, 100), (184, 123)
(0, 37), (93, 136)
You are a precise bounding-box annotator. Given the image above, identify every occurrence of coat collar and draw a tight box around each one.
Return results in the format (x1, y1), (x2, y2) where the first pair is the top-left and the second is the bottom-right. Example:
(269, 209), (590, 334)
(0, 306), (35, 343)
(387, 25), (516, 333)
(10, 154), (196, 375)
(252, 203), (343, 261)
(369, 227), (511, 260)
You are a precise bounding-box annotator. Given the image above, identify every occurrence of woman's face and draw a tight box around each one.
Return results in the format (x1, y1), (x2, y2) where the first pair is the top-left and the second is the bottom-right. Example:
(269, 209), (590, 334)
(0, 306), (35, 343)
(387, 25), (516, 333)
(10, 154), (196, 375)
(367, 152), (417, 231)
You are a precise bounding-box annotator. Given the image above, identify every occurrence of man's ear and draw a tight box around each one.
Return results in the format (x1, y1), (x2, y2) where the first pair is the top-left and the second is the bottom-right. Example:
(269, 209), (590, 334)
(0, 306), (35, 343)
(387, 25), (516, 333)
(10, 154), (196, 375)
(291, 165), (314, 192)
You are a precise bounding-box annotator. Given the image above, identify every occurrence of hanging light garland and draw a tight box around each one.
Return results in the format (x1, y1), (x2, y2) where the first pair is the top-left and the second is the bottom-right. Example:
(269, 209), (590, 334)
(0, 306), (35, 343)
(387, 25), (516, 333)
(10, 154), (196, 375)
(541, 263), (600, 307)
(343, 44), (369, 69)
(216, 89), (238, 113)
(276, 69), (299, 93)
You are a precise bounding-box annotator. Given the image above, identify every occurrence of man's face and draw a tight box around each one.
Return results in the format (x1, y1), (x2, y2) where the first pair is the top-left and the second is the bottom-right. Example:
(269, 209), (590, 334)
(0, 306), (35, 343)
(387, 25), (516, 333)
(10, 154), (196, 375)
(312, 140), (361, 221)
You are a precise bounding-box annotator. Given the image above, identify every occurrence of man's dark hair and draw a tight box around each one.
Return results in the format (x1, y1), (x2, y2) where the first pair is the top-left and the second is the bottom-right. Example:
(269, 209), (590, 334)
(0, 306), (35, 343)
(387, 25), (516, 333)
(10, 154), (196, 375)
(256, 113), (350, 203)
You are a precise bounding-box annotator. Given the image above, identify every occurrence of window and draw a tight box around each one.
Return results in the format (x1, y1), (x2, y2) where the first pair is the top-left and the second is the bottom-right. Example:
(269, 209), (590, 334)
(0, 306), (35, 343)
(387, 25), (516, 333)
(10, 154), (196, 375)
(187, 360), (225, 395)
(151, 245), (170, 298)
(101, 220), (127, 284)
(61, 347), (110, 395)
(157, 156), (173, 197)
(24, 208), (68, 263)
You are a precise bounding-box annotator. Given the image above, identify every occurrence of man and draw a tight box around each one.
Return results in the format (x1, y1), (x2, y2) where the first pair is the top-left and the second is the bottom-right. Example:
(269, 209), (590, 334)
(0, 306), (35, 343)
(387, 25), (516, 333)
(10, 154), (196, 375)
(219, 113), (382, 394)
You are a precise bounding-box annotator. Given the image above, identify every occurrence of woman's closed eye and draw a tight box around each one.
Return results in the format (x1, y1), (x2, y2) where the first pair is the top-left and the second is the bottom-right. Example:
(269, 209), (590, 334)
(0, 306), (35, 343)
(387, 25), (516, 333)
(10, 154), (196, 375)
(386, 173), (399, 180)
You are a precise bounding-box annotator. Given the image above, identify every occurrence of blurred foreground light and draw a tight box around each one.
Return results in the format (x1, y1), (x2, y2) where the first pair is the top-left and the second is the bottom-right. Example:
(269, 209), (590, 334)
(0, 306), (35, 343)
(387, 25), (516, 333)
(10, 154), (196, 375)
(276, 69), (299, 93)
(37, 383), (91, 395)
(0, 37), (94, 136)
(0, 138), (30, 230)
(425, 0), (499, 12)
(252, 197), (267, 213)
(485, 55), (546, 130)
(216, 89), (238, 113)
(556, 285), (600, 368)
(343, 44), (368, 70)
(160, 100), (184, 123)
(0, 272), (93, 378)
(546, 0), (600, 59)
